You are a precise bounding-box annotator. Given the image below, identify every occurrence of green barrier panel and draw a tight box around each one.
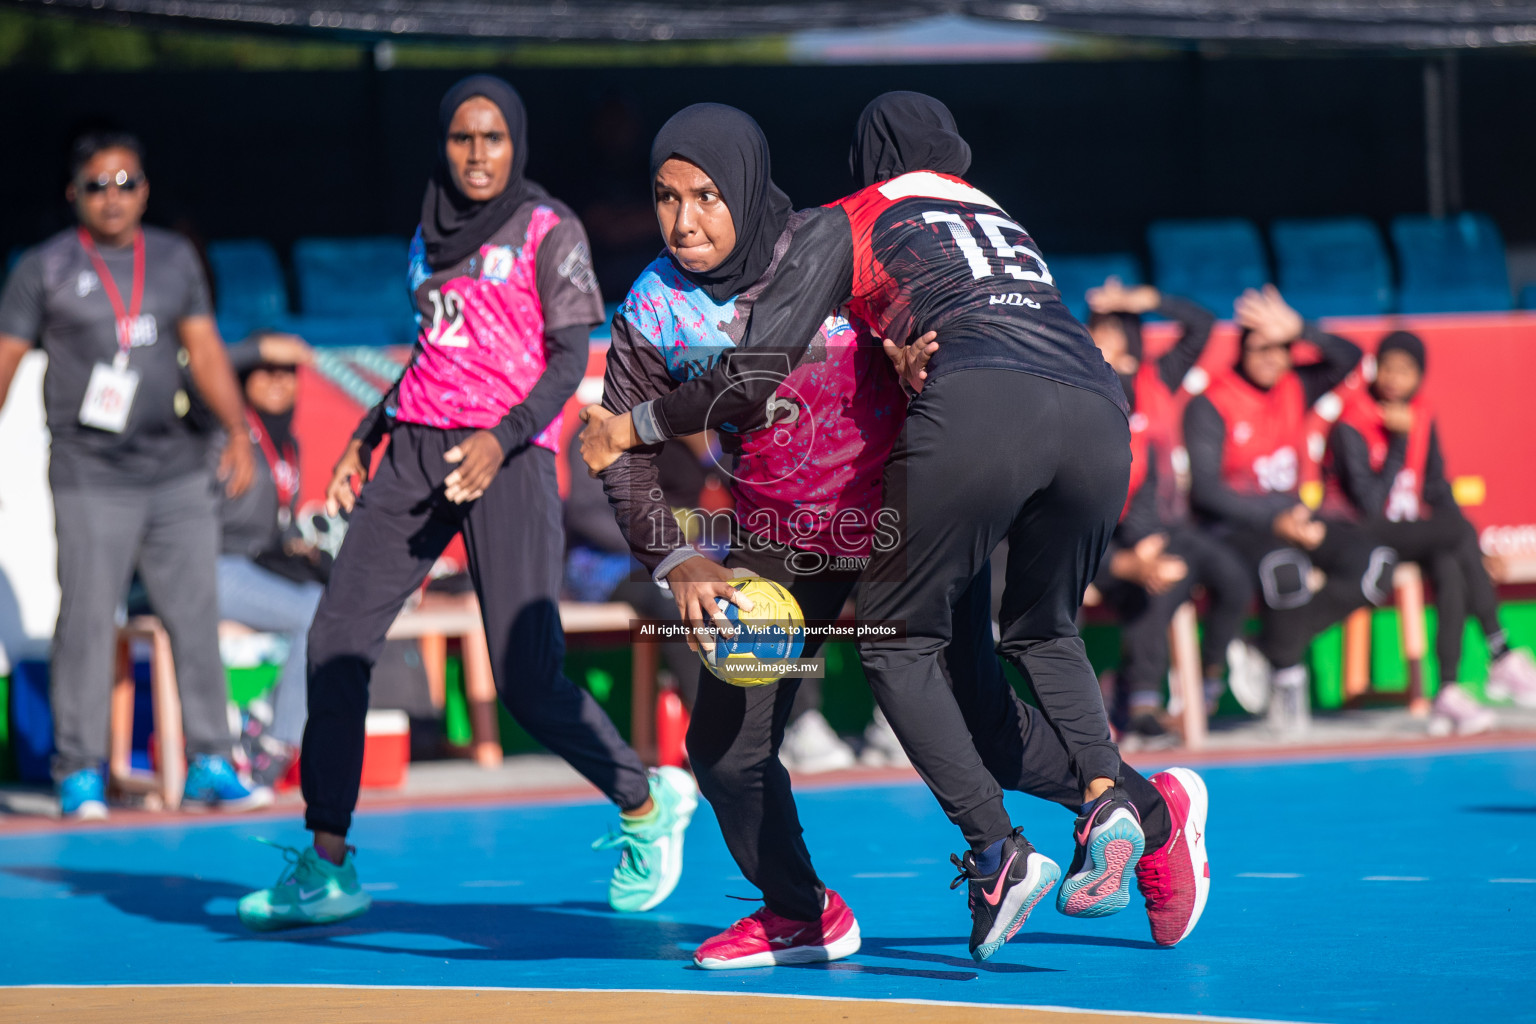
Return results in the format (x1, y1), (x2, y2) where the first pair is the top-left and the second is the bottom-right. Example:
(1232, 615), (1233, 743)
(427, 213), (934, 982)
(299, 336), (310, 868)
(0, 674), (12, 782)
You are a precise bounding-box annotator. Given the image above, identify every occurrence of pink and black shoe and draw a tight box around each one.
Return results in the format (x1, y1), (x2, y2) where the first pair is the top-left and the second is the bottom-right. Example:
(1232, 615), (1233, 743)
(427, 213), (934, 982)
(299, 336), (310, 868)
(950, 828), (1060, 962)
(693, 889), (861, 970)
(1056, 787), (1144, 918)
(1134, 767), (1211, 946)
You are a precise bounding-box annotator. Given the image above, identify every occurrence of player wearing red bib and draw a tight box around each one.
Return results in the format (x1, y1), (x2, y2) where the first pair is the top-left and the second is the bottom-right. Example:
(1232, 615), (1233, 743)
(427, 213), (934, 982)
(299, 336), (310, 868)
(1326, 331), (1536, 731)
(1184, 286), (1397, 724)
(1084, 281), (1252, 737)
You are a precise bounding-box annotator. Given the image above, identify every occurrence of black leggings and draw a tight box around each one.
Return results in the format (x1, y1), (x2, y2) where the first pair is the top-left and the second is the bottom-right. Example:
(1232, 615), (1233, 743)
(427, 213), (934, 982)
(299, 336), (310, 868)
(302, 424), (651, 838)
(688, 535), (1167, 921)
(1226, 518), (1398, 671)
(1364, 511), (1500, 682)
(857, 369), (1133, 851)
(1103, 526), (1254, 702)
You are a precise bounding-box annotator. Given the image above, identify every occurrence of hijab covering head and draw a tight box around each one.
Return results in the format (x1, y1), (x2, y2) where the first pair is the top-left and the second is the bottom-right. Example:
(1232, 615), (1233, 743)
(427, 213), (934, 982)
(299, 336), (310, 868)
(1376, 330), (1427, 374)
(849, 91), (972, 188)
(420, 74), (548, 270)
(649, 103), (793, 302)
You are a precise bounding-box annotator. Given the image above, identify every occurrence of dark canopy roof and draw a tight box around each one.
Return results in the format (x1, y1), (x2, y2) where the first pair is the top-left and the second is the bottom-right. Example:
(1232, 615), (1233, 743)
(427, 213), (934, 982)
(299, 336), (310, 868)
(9, 0), (1536, 47)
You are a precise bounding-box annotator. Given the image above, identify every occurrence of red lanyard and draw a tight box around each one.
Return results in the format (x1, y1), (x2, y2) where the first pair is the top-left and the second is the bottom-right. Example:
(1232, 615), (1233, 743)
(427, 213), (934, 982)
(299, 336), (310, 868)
(245, 408), (299, 509)
(77, 227), (145, 356)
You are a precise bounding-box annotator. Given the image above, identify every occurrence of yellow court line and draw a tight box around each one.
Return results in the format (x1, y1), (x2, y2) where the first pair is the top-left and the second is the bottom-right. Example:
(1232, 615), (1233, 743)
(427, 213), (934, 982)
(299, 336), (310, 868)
(2, 986), (1319, 1024)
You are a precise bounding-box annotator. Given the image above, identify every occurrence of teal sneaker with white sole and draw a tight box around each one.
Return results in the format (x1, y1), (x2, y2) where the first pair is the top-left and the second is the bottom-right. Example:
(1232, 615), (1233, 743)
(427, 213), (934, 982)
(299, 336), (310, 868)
(593, 766), (698, 913)
(237, 840), (373, 931)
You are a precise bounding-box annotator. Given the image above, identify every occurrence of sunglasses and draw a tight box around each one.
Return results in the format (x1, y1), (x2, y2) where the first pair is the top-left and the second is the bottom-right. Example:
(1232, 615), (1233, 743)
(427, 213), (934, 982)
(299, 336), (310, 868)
(79, 170), (144, 195)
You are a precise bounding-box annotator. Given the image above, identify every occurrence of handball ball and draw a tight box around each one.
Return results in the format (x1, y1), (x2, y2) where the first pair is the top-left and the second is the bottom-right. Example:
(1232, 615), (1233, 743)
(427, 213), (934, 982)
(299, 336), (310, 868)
(700, 577), (806, 687)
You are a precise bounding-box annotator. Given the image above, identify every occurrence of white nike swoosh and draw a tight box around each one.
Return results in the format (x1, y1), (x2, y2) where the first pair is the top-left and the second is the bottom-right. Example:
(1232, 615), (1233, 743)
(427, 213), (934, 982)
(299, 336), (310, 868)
(297, 886), (329, 901)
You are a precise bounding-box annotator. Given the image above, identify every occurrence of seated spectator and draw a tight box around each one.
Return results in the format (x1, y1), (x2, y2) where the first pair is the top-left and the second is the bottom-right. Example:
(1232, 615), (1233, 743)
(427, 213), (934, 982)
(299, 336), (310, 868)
(0, 129), (263, 817)
(1183, 286), (1397, 729)
(219, 331), (324, 788)
(1327, 331), (1536, 732)
(1085, 280), (1252, 738)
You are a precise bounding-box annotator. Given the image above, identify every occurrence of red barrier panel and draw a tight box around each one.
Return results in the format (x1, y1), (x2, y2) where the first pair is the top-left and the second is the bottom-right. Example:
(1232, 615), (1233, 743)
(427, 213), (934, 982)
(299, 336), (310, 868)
(290, 313), (1536, 563)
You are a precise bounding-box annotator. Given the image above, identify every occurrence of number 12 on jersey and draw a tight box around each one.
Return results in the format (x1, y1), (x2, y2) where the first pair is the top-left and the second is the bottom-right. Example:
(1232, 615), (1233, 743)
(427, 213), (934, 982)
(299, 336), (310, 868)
(923, 211), (1054, 286)
(426, 288), (468, 348)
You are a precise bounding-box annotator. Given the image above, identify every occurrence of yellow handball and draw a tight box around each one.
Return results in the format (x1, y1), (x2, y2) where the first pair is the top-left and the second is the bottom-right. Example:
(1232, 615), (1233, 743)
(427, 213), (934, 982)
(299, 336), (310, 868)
(699, 577), (807, 687)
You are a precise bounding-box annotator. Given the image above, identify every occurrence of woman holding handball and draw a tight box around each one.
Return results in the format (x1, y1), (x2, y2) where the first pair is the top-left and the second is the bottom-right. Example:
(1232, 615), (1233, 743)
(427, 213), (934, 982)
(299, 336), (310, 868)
(237, 75), (695, 932)
(585, 93), (1211, 961)
(584, 102), (907, 968)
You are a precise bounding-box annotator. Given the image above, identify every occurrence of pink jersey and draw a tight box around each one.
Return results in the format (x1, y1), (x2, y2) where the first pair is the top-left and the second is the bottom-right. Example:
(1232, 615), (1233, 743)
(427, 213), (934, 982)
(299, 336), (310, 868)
(395, 200), (602, 453)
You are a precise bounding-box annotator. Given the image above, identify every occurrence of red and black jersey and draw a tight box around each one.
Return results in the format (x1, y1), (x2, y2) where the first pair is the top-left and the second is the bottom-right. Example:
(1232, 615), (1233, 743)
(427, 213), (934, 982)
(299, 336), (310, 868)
(1201, 369), (1310, 496)
(833, 171), (1125, 413)
(1327, 390), (1437, 522)
(648, 173), (1126, 441)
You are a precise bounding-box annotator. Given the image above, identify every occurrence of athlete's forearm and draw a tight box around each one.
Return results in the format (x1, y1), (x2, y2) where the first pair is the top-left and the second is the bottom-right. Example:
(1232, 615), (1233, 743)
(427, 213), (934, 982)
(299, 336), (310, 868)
(1154, 295), (1217, 392)
(1297, 326), (1362, 406)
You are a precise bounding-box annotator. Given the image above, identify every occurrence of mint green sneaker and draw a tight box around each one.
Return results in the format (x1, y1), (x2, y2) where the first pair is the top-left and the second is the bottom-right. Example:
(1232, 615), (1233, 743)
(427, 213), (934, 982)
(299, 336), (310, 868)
(593, 766), (698, 912)
(237, 840), (373, 931)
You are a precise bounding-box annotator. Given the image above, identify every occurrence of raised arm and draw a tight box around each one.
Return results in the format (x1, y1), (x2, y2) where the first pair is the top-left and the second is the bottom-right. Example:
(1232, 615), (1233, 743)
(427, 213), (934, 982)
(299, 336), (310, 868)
(1154, 295), (1218, 392)
(1295, 326), (1363, 406)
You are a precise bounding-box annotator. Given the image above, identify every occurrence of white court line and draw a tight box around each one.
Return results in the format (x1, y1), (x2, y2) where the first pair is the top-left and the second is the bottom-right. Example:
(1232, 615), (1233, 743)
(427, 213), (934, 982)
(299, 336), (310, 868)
(460, 879), (523, 888)
(0, 984), (1330, 1023)
(852, 872), (919, 878)
(360, 882), (398, 891)
(1236, 872), (1301, 878)
(1490, 877), (1536, 884)
(1363, 876), (1428, 881)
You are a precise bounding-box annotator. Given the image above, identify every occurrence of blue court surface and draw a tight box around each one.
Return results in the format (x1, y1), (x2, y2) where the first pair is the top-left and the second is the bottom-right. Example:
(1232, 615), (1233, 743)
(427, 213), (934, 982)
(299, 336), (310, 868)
(3, 746), (1534, 1023)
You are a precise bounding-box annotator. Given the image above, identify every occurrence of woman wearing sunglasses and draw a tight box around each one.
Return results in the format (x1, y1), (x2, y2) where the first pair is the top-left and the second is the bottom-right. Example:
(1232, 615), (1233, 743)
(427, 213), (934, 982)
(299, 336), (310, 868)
(0, 130), (262, 820)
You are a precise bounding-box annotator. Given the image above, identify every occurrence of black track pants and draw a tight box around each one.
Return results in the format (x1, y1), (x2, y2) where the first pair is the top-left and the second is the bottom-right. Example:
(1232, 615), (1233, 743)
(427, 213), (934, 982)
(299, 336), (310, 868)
(302, 424), (650, 838)
(857, 369), (1132, 851)
(1228, 519), (1398, 671)
(1105, 526), (1255, 700)
(1364, 511), (1500, 682)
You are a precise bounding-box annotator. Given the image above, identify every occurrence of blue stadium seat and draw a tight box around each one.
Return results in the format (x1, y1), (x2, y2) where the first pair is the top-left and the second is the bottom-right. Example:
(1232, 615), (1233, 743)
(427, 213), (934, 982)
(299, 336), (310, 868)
(1521, 284), (1536, 310)
(1271, 217), (1394, 318)
(207, 239), (287, 324)
(1147, 218), (1269, 317)
(1391, 213), (1510, 314)
(1047, 252), (1143, 323)
(292, 237), (412, 318)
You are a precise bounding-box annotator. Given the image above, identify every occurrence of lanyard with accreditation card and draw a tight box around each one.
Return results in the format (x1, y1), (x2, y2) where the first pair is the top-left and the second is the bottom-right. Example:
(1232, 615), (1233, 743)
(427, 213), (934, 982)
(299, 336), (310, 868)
(76, 227), (145, 433)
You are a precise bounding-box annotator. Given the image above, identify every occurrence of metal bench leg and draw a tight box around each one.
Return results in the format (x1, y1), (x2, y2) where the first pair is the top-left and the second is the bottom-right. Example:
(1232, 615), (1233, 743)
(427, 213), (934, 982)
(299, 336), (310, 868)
(1394, 563), (1430, 717)
(1169, 602), (1207, 750)
(630, 641), (658, 766)
(460, 624), (502, 768)
(149, 622), (186, 810)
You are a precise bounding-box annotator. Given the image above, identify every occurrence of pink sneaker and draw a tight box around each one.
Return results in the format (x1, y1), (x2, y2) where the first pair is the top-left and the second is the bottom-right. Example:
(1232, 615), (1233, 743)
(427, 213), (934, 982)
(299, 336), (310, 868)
(1134, 767), (1210, 947)
(1428, 683), (1496, 736)
(693, 890), (860, 969)
(1486, 649), (1536, 709)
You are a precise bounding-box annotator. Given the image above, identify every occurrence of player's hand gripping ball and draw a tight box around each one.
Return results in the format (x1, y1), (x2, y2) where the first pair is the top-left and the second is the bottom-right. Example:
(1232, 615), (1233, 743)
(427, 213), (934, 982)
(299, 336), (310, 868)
(700, 577), (806, 687)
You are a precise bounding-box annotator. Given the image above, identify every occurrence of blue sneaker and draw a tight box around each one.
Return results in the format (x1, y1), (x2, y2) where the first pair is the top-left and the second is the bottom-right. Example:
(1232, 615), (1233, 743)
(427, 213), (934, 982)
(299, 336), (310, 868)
(1056, 788), (1145, 918)
(58, 767), (108, 821)
(592, 766), (698, 912)
(183, 754), (273, 812)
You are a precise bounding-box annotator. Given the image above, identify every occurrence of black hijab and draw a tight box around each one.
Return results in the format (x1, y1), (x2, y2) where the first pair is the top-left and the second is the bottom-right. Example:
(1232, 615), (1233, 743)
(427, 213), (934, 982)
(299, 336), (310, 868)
(849, 91), (972, 188)
(649, 103), (793, 302)
(420, 74), (548, 270)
